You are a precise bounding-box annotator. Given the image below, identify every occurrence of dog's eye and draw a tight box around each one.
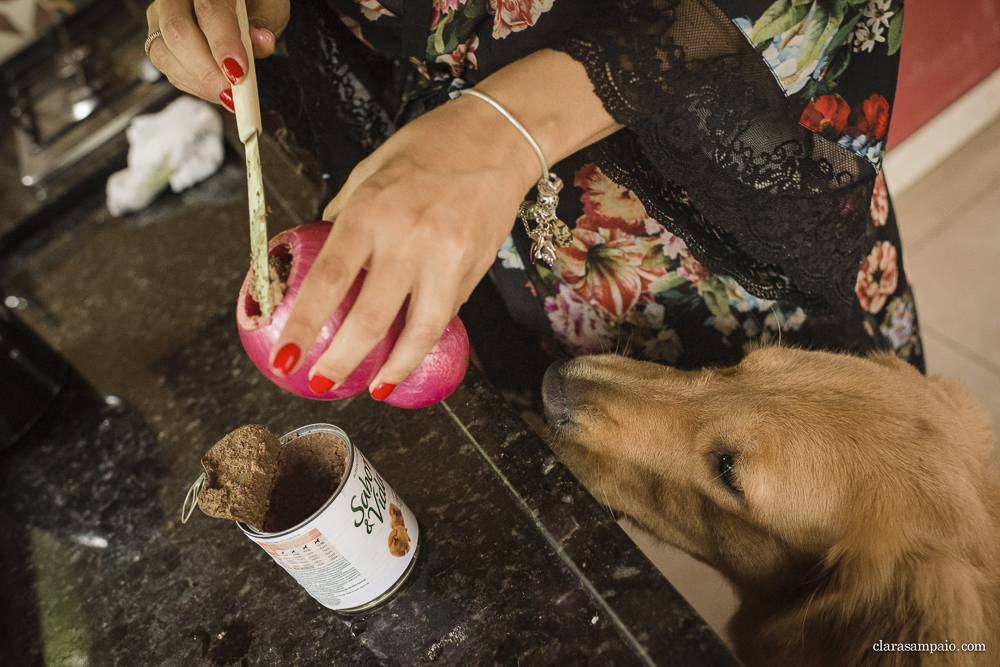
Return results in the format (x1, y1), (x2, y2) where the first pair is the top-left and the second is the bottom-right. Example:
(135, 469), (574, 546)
(713, 452), (743, 496)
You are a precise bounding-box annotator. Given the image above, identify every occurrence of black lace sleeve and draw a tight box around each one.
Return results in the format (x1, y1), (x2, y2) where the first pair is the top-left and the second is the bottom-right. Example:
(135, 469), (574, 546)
(551, 0), (880, 313)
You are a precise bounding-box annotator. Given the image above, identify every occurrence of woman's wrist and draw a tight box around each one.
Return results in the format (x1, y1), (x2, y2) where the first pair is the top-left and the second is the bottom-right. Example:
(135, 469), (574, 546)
(471, 49), (622, 173)
(443, 92), (545, 195)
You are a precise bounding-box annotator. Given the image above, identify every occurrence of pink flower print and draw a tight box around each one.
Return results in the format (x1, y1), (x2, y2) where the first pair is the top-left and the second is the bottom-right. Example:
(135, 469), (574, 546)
(658, 232), (690, 261)
(856, 240), (898, 313)
(354, 0), (394, 20)
(488, 0), (555, 39)
(435, 35), (479, 77)
(555, 226), (667, 319)
(431, 0), (468, 27)
(870, 171), (888, 227)
(676, 252), (707, 285)
(573, 163), (649, 234)
(545, 280), (615, 355)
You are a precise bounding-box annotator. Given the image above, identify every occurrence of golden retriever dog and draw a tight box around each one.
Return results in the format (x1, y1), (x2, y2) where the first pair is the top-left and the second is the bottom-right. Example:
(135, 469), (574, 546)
(542, 347), (1000, 666)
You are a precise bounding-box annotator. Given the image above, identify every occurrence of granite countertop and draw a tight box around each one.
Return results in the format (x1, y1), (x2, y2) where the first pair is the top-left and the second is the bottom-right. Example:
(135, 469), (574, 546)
(0, 124), (739, 666)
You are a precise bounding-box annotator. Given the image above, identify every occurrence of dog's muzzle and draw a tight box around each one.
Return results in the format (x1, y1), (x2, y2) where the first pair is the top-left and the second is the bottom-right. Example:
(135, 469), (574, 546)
(542, 359), (571, 427)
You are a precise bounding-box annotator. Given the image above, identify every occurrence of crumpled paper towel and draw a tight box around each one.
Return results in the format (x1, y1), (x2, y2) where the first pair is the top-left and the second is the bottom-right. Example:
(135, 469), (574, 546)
(106, 95), (225, 216)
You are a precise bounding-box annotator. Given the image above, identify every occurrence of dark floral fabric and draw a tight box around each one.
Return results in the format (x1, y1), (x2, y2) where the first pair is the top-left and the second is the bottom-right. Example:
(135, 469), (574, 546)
(269, 0), (922, 372)
(727, 0), (903, 167)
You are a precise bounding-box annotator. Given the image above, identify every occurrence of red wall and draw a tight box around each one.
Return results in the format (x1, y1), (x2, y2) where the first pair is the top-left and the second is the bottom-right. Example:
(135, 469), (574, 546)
(889, 0), (1000, 147)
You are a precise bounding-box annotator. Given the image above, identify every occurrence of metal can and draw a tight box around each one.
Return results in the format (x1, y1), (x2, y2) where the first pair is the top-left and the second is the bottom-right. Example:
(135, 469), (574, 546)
(237, 423), (419, 614)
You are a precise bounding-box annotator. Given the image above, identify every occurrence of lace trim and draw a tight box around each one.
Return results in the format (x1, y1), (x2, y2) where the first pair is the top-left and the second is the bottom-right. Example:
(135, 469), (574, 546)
(553, 0), (879, 313)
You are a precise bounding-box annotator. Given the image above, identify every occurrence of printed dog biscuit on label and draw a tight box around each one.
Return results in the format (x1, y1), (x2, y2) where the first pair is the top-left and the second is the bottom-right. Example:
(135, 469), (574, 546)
(388, 525), (410, 557)
(387, 503), (410, 556)
(389, 502), (404, 527)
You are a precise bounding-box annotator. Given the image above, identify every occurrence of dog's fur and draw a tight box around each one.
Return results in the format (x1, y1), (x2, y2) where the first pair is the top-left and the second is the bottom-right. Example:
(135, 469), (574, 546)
(542, 347), (1000, 666)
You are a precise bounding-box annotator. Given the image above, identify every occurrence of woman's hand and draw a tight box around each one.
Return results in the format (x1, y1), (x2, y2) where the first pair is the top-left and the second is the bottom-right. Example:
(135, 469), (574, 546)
(270, 49), (621, 400)
(145, 0), (289, 111)
(268, 93), (542, 399)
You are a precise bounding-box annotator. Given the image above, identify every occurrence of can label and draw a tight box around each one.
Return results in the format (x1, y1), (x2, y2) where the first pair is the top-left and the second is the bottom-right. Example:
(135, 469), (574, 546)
(242, 425), (418, 612)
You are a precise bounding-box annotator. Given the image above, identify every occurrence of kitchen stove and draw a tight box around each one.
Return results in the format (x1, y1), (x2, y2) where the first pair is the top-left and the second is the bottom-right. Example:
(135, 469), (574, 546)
(3, 0), (177, 192)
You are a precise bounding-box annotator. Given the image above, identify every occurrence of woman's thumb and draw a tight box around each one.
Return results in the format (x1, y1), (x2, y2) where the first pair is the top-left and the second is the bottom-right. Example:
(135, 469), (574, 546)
(246, 0), (289, 58)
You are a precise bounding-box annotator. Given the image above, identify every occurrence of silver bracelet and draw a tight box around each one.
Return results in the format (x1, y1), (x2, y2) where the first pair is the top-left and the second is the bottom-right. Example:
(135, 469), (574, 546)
(460, 89), (572, 266)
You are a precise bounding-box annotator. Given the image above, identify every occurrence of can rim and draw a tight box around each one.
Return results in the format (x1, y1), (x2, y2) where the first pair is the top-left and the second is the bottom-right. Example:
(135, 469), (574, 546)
(237, 423), (355, 538)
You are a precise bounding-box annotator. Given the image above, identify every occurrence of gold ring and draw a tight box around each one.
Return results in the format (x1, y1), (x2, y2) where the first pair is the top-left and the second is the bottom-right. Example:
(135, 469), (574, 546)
(144, 30), (162, 58)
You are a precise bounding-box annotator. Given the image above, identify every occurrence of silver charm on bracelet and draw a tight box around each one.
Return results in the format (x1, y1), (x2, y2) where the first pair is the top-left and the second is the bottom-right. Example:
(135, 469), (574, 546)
(460, 89), (572, 267)
(518, 174), (572, 266)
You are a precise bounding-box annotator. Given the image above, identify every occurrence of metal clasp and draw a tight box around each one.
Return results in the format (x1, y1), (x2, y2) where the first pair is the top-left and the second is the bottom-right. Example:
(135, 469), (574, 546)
(181, 472), (207, 524)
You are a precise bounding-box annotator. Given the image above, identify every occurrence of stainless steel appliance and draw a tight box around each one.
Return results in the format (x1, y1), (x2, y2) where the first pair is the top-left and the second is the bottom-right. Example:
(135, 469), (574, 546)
(3, 0), (177, 194)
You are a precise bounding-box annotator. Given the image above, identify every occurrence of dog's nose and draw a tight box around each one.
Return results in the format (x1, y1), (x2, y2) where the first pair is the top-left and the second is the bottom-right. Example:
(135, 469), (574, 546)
(542, 359), (571, 426)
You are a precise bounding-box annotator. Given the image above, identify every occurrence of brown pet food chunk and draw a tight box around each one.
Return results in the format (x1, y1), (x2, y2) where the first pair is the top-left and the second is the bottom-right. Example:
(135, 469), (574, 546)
(266, 252), (291, 315)
(198, 424), (280, 530)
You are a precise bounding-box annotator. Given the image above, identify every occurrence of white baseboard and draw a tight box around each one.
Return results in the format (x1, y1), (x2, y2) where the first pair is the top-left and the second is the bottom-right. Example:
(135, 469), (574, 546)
(884, 66), (1000, 194)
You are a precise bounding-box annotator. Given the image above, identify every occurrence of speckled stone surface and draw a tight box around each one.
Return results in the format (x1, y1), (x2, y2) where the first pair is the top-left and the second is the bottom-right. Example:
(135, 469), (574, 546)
(0, 140), (739, 666)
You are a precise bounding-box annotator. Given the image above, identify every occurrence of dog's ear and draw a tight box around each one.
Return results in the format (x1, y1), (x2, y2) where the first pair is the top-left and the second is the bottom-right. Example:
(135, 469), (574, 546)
(738, 490), (993, 666)
(868, 352), (995, 461)
(829, 528), (989, 650)
(928, 376), (996, 462)
(740, 537), (990, 665)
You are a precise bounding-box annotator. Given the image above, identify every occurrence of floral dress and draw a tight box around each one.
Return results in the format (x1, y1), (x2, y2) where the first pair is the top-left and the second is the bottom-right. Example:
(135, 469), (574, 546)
(259, 0), (923, 374)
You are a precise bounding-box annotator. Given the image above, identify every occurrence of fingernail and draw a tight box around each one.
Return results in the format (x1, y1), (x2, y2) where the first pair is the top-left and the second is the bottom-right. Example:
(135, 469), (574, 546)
(222, 57), (244, 84)
(370, 382), (396, 401)
(273, 343), (300, 375)
(310, 374), (335, 394)
(219, 89), (235, 112)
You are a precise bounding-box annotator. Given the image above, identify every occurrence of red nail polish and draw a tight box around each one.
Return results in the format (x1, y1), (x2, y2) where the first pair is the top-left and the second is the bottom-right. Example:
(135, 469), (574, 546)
(219, 89), (235, 112)
(273, 343), (300, 375)
(222, 57), (244, 84)
(310, 374), (335, 394)
(370, 383), (396, 401)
